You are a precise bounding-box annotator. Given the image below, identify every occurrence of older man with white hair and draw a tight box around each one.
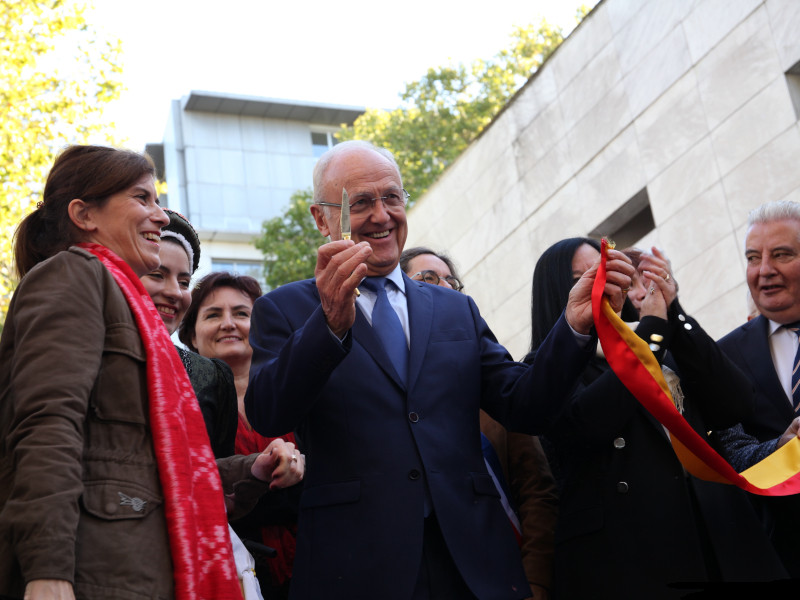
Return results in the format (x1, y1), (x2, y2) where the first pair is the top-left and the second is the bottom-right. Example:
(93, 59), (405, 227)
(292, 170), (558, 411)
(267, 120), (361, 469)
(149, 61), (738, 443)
(716, 200), (800, 578)
(245, 140), (635, 600)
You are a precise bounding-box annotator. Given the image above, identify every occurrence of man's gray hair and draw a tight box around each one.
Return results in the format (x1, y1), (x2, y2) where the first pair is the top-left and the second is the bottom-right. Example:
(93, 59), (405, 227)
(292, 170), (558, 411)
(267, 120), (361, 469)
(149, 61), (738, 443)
(312, 140), (401, 204)
(747, 200), (800, 227)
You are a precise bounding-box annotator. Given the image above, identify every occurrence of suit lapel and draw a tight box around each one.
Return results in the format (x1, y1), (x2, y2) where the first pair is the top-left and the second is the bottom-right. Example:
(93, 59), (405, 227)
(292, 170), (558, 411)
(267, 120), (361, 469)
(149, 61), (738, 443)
(404, 275), (433, 393)
(743, 316), (794, 417)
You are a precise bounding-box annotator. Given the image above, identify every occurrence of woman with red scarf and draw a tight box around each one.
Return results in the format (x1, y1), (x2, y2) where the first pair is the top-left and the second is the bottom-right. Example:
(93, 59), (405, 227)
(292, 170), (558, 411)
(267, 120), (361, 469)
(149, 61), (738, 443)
(0, 146), (240, 600)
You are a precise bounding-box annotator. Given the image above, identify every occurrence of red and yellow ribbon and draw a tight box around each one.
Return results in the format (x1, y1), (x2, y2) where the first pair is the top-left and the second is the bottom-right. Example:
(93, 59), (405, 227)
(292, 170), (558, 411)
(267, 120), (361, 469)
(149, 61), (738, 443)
(592, 239), (800, 496)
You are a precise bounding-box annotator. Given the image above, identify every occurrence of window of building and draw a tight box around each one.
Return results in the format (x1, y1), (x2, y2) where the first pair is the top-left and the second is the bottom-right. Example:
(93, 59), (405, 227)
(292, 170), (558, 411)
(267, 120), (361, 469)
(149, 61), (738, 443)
(785, 60), (800, 121)
(588, 187), (655, 249)
(311, 131), (338, 157)
(211, 259), (267, 291)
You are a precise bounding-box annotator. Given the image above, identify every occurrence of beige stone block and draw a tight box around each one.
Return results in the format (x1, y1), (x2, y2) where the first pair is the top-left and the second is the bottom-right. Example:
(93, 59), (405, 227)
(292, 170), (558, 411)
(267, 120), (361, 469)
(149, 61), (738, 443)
(574, 127), (646, 233)
(528, 195), (596, 257)
(513, 100), (567, 178)
(550, 2), (615, 93)
(682, 0), (762, 64)
(509, 67), (559, 133)
(559, 42), (623, 132)
(648, 136), (720, 224)
(520, 137), (575, 206)
(484, 284), (532, 359)
(465, 223), (536, 319)
(634, 71), (709, 180)
(711, 76), (797, 176)
(613, 1), (686, 75)
(523, 178), (582, 243)
(605, 0), (651, 34)
(691, 282), (751, 340)
(696, 7), (782, 130)
(732, 221), (749, 269)
(656, 183), (731, 271)
(623, 25), (692, 120)
(566, 84), (633, 172)
(673, 232), (743, 314)
(766, 0), (800, 72)
(634, 227), (661, 253)
(462, 112), (518, 190)
(777, 185), (800, 205)
(722, 125), (800, 219)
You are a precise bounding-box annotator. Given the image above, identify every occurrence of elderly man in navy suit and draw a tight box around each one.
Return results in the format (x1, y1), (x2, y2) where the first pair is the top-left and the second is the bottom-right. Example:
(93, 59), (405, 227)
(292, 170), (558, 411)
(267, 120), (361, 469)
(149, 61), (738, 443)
(245, 140), (633, 600)
(716, 200), (800, 578)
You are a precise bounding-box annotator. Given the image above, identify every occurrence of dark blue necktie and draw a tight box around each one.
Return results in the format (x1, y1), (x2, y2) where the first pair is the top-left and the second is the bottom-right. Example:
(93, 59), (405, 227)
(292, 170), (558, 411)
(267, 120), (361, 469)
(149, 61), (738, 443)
(361, 277), (408, 382)
(785, 322), (800, 412)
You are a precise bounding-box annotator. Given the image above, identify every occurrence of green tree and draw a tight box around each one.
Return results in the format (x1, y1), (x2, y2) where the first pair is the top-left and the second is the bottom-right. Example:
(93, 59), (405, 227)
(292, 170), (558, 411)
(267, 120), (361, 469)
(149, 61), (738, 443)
(255, 189), (328, 289)
(0, 0), (123, 328)
(338, 7), (589, 200)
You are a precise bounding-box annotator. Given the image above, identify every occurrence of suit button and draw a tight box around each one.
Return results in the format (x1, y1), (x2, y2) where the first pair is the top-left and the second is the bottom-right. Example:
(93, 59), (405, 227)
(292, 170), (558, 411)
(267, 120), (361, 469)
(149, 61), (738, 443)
(617, 481), (629, 493)
(613, 437), (626, 449)
(408, 412), (419, 423)
(408, 469), (421, 480)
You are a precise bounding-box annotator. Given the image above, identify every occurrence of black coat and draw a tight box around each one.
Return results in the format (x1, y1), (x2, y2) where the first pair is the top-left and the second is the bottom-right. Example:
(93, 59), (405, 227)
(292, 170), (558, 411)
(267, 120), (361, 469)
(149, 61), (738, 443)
(528, 302), (787, 599)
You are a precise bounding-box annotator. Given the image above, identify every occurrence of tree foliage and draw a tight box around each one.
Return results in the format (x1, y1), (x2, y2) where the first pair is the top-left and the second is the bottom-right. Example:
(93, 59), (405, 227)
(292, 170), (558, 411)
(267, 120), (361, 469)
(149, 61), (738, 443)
(338, 7), (589, 200)
(0, 0), (123, 327)
(255, 189), (328, 289)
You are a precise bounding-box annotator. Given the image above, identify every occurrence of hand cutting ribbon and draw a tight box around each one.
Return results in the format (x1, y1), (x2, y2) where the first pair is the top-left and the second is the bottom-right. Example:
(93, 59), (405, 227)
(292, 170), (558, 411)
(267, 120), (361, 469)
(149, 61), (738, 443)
(592, 238), (800, 496)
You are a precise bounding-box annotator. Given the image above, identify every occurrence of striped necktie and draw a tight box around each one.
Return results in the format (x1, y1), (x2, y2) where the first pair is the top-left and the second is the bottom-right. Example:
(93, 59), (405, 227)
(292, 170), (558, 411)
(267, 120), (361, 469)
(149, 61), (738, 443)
(785, 322), (800, 412)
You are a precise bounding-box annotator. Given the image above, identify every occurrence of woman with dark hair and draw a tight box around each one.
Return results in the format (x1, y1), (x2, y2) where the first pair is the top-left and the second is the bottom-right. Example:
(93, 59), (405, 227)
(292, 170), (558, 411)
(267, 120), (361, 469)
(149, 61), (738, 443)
(0, 146), (240, 599)
(142, 210), (237, 457)
(526, 237), (787, 598)
(180, 273), (300, 600)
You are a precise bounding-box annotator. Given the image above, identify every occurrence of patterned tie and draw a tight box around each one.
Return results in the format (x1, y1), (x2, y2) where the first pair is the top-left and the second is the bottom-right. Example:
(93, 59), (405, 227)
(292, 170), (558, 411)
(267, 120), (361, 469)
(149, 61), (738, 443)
(785, 322), (800, 412)
(361, 277), (408, 382)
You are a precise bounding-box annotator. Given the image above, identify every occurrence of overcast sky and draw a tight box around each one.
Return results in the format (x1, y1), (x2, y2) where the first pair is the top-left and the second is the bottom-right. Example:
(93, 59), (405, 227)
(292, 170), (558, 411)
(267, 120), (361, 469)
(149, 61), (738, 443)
(84, 0), (594, 150)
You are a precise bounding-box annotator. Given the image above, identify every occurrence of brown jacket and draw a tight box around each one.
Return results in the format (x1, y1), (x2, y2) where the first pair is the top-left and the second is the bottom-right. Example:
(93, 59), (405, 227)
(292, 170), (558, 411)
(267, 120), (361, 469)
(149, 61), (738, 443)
(0, 248), (262, 599)
(480, 410), (558, 599)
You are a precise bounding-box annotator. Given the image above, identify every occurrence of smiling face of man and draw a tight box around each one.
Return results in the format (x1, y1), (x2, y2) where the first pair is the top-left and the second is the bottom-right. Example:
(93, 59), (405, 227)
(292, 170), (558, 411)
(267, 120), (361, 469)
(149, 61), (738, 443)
(311, 146), (408, 277)
(745, 218), (800, 325)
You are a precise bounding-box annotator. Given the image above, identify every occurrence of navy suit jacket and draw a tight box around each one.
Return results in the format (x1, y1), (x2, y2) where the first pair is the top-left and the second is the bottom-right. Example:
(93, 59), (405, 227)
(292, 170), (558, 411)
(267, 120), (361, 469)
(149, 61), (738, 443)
(245, 275), (592, 600)
(718, 315), (795, 440)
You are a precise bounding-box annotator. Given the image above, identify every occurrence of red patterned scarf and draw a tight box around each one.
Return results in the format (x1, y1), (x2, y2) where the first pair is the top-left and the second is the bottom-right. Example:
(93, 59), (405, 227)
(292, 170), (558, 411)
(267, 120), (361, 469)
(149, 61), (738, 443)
(80, 243), (241, 599)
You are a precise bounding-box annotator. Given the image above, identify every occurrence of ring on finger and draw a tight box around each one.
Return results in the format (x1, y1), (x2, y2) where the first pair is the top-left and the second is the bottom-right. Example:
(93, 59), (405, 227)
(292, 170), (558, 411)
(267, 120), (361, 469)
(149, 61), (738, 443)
(664, 273), (671, 282)
(291, 453), (298, 462)
(621, 287), (631, 293)
(649, 286), (656, 294)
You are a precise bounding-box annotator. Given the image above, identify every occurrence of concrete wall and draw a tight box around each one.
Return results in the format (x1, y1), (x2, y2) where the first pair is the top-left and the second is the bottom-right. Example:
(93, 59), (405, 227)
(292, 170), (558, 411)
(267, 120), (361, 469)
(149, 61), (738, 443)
(406, 0), (800, 359)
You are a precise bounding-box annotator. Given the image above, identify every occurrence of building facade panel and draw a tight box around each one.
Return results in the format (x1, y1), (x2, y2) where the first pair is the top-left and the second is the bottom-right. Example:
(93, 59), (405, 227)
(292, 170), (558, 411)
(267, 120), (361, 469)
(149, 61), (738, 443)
(405, 0), (800, 358)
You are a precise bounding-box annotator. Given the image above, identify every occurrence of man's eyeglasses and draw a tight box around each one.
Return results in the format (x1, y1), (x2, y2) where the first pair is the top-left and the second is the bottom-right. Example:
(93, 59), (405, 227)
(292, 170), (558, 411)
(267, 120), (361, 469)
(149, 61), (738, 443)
(317, 189), (410, 215)
(411, 270), (463, 292)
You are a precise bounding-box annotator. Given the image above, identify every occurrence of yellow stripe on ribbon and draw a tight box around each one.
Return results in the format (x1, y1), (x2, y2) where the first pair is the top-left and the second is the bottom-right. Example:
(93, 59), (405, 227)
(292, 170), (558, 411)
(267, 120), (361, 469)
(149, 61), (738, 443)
(591, 239), (800, 496)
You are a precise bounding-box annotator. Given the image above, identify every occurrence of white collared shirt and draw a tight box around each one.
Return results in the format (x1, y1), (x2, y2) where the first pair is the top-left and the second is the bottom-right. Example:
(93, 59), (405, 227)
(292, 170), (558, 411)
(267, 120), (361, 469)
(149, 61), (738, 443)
(767, 319), (798, 404)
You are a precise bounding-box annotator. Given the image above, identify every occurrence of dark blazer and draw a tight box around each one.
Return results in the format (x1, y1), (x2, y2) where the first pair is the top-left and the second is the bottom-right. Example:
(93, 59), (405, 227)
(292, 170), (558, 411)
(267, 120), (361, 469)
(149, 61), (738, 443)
(717, 316), (795, 439)
(533, 305), (786, 599)
(245, 275), (593, 600)
(717, 314), (800, 577)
